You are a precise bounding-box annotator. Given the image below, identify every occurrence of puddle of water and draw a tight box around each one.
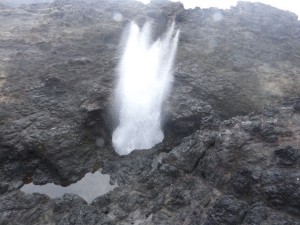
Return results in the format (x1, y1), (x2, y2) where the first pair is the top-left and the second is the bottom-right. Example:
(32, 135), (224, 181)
(21, 171), (118, 204)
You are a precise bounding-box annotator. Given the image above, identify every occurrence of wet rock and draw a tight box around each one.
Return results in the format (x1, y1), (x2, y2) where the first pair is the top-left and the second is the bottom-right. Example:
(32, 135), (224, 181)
(262, 169), (300, 216)
(230, 169), (257, 194)
(0, 0), (300, 224)
(0, 191), (52, 225)
(165, 188), (189, 210)
(158, 164), (181, 177)
(162, 133), (212, 173)
(0, 182), (9, 194)
(242, 202), (299, 225)
(274, 146), (299, 166)
(203, 195), (248, 225)
(294, 101), (300, 112)
(92, 194), (112, 209)
(53, 194), (107, 225)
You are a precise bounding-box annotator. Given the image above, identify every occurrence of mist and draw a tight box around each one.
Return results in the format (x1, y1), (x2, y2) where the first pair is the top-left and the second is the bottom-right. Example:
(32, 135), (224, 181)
(1, 0), (54, 6)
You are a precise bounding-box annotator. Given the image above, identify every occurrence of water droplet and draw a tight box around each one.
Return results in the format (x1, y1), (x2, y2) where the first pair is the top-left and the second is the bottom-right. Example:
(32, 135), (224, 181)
(213, 12), (223, 21)
(113, 12), (123, 22)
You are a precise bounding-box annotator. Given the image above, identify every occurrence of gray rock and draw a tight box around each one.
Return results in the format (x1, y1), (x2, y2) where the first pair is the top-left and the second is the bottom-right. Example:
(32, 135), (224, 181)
(203, 195), (248, 225)
(0, 0), (300, 224)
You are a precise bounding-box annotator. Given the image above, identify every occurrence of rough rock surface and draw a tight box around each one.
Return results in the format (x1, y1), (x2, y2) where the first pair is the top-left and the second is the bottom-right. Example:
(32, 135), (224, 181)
(0, 0), (299, 224)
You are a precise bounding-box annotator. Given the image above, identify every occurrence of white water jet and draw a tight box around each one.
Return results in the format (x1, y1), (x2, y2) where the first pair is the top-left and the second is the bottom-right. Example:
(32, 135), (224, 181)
(112, 22), (179, 155)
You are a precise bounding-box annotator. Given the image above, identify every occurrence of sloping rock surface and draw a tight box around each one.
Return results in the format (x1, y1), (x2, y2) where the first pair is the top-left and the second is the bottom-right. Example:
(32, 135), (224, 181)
(0, 0), (299, 224)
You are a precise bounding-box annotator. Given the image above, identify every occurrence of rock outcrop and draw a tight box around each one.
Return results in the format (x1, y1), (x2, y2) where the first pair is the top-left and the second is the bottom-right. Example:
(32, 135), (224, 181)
(0, 0), (299, 224)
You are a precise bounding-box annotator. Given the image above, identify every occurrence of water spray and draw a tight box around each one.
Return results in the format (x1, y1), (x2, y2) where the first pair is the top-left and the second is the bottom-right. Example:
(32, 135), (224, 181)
(112, 21), (179, 155)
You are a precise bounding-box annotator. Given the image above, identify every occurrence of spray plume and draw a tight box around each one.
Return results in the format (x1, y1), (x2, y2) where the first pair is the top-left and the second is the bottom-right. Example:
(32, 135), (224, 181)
(112, 21), (179, 155)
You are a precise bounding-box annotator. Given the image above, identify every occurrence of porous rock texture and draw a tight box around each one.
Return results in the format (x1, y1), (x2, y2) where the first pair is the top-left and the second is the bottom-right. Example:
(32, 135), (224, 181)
(0, 0), (299, 224)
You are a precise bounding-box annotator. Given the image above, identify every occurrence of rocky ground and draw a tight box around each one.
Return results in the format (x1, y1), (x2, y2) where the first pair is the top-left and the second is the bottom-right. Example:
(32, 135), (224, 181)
(0, 0), (299, 224)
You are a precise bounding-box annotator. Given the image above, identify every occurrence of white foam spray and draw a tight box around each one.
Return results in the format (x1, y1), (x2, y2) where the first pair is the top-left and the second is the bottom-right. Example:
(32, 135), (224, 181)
(112, 22), (179, 155)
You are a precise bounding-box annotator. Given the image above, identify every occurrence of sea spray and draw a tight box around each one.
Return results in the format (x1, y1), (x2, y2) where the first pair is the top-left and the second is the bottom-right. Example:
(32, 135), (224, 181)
(112, 22), (179, 155)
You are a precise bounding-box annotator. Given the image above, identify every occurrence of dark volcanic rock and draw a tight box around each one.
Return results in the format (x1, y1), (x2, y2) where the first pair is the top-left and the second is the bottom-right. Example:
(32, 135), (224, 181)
(204, 195), (248, 225)
(0, 0), (300, 224)
(274, 146), (299, 166)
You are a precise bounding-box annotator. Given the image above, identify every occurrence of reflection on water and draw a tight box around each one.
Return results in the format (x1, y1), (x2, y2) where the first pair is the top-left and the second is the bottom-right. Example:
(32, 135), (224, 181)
(21, 171), (118, 203)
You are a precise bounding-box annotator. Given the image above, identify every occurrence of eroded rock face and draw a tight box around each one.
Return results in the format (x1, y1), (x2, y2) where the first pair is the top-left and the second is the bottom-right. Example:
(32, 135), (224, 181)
(0, 0), (299, 224)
